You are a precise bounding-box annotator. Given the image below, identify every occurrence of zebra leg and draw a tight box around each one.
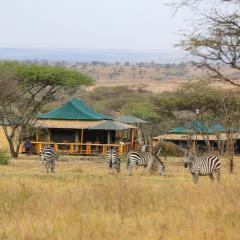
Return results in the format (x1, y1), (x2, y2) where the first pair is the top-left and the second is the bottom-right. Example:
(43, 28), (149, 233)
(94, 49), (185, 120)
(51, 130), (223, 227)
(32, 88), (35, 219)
(127, 164), (133, 176)
(108, 160), (113, 174)
(41, 160), (45, 173)
(51, 160), (55, 173)
(192, 173), (199, 184)
(209, 173), (214, 181)
(46, 162), (50, 173)
(191, 173), (195, 183)
(194, 172), (200, 184)
(146, 160), (153, 176)
(109, 160), (112, 168)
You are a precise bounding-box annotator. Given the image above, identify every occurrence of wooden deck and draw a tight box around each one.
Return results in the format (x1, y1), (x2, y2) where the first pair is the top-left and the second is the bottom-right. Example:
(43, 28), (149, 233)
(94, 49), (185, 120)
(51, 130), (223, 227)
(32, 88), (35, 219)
(20, 141), (134, 156)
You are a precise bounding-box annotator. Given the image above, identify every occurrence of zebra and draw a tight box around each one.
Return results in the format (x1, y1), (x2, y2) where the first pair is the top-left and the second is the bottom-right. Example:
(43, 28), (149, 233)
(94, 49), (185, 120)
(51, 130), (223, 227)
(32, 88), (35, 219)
(106, 147), (121, 173)
(127, 151), (165, 176)
(40, 147), (56, 173)
(184, 151), (221, 183)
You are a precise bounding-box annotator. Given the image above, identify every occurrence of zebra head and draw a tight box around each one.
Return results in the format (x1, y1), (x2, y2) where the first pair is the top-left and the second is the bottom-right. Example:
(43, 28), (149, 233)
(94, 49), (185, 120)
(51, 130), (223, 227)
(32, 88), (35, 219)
(113, 157), (121, 173)
(39, 147), (45, 162)
(184, 151), (195, 168)
(158, 164), (166, 176)
(141, 145), (149, 152)
(154, 155), (166, 176)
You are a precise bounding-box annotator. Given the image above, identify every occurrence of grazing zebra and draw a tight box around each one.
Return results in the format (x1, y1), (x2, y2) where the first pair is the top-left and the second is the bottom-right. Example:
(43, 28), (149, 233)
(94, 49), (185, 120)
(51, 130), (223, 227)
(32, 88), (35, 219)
(184, 152), (221, 183)
(106, 147), (121, 173)
(40, 147), (56, 173)
(127, 151), (165, 176)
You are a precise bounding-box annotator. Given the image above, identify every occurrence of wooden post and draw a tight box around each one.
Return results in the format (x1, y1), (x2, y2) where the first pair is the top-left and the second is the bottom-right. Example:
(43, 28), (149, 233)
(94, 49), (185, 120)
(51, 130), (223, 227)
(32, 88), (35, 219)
(75, 130), (80, 153)
(136, 128), (138, 149)
(193, 140), (196, 154)
(36, 129), (39, 142)
(119, 145), (123, 155)
(107, 131), (111, 144)
(86, 144), (91, 155)
(54, 144), (58, 152)
(46, 129), (51, 143)
(38, 143), (42, 154)
(103, 145), (107, 155)
(80, 129), (84, 153)
(130, 128), (134, 149)
(70, 144), (74, 154)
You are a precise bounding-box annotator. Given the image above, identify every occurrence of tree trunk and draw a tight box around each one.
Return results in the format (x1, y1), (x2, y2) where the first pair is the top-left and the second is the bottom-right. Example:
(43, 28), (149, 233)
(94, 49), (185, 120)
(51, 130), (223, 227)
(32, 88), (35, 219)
(229, 141), (234, 174)
(229, 155), (234, 174)
(8, 139), (19, 158)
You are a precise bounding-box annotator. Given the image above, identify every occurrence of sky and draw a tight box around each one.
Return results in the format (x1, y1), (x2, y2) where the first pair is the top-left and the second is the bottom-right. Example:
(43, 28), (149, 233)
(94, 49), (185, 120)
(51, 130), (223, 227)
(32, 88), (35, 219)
(0, 0), (194, 50)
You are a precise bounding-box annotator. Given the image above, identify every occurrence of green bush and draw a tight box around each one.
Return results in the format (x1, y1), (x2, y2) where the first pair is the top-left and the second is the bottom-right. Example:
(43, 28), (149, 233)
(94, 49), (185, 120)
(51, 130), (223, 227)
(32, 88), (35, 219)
(0, 150), (10, 165)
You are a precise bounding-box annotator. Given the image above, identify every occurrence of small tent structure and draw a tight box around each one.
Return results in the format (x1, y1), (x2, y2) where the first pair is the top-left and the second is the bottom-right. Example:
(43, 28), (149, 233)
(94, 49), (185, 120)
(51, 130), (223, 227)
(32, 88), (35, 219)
(115, 115), (149, 125)
(153, 121), (240, 153)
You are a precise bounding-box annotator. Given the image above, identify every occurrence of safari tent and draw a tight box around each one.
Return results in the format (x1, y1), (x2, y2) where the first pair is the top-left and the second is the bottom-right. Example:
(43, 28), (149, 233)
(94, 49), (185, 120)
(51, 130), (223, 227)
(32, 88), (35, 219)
(19, 98), (137, 155)
(153, 121), (240, 153)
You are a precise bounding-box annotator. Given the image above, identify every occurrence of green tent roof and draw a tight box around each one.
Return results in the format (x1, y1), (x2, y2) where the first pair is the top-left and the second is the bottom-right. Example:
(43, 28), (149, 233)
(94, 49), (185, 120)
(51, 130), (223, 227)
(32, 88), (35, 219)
(169, 126), (192, 133)
(208, 124), (225, 133)
(38, 98), (112, 121)
(169, 121), (226, 134)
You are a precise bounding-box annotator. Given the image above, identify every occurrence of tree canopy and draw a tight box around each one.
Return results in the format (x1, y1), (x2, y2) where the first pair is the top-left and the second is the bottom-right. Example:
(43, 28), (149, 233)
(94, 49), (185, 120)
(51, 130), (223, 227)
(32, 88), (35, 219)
(0, 61), (93, 157)
(173, 0), (240, 87)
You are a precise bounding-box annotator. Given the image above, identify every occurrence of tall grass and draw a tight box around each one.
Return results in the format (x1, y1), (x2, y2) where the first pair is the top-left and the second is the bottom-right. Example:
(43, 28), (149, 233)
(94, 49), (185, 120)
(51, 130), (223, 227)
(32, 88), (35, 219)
(0, 157), (239, 239)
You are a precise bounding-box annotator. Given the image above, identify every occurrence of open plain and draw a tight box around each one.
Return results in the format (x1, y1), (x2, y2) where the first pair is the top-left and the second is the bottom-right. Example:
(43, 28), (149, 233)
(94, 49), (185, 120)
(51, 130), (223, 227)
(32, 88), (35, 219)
(0, 155), (239, 240)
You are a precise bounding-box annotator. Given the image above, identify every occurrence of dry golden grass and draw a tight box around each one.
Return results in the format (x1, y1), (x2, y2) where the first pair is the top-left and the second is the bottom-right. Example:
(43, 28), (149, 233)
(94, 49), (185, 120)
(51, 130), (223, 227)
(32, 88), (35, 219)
(0, 155), (239, 240)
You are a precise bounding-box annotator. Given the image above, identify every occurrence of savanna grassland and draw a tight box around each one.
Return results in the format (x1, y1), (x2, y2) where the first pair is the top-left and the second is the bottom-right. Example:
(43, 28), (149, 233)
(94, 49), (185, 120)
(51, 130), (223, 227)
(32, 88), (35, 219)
(0, 156), (239, 240)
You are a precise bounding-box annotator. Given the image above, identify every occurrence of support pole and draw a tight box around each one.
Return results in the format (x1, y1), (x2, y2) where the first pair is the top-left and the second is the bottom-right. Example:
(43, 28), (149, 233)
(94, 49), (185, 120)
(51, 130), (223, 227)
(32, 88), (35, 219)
(107, 131), (111, 144)
(47, 129), (51, 146)
(75, 130), (80, 153)
(130, 128), (134, 149)
(35, 129), (39, 142)
(80, 129), (84, 153)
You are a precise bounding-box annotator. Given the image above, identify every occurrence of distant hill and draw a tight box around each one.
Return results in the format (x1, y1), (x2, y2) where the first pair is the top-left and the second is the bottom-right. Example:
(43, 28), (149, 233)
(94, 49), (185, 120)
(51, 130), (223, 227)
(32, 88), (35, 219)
(0, 48), (187, 64)
(1, 49), (235, 93)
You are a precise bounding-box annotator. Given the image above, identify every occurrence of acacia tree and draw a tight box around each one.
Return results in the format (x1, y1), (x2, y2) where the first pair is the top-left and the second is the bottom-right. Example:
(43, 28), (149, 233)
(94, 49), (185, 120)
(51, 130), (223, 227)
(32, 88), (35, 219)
(154, 83), (240, 172)
(0, 61), (93, 158)
(172, 0), (240, 87)
(219, 89), (240, 173)
(154, 83), (222, 150)
(172, 0), (239, 8)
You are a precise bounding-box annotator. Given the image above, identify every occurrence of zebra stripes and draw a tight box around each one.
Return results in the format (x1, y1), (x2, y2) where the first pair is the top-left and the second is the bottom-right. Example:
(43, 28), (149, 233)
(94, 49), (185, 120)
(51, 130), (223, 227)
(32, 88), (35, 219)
(40, 147), (56, 173)
(106, 147), (121, 173)
(184, 152), (221, 183)
(127, 150), (165, 176)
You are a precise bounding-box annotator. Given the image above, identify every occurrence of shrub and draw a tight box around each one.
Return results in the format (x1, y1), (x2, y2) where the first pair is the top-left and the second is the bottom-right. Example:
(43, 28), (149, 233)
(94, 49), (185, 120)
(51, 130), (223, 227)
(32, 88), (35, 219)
(154, 141), (183, 157)
(0, 150), (10, 165)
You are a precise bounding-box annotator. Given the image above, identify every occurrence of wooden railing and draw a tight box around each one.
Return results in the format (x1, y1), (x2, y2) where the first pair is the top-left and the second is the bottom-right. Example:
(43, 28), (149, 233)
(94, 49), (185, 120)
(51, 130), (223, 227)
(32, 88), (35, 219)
(20, 141), (134, 156)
